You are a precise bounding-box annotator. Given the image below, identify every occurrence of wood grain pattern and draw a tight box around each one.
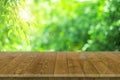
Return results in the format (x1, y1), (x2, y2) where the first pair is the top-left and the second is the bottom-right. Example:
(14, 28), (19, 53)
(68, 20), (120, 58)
(0, 52), (119, 80)
(54, 52), (68, 75)
(34, 53), (56, 74)
(79, 53), (98, 76)
(96, 53), (120, 74)
(0, 53), (22, 74)
(67, 52), (84, 76)
(0, 53), (18, 70)
(87, 53), (113, 75)
(24, 53), (44, 74)
(14, 53), (37, 74)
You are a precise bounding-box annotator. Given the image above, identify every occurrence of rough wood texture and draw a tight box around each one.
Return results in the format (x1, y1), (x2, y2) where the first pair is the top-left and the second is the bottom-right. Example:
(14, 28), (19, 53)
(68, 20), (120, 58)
(0, 52), (119, 80)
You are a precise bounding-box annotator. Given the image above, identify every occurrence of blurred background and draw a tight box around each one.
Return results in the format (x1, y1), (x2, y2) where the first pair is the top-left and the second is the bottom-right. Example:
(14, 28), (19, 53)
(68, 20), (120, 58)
(0, 0), (120, 51)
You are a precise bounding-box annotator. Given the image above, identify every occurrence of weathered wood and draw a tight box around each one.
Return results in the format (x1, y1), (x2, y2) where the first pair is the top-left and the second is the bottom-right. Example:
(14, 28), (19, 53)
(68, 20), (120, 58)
(0, 52), (119, 80)
(54, 52), (68, 75)
(14, 53), (37, 74)
(79, 53), (98, 76)
(0, 53), (18, 70)
(96, 53), (120, 74)
(67, 52), (84, 76)
(0, 77), (119, 80)
(0, 53), (22, 74)
(24, 53), (44, 74)
(87, 53), (113, 75)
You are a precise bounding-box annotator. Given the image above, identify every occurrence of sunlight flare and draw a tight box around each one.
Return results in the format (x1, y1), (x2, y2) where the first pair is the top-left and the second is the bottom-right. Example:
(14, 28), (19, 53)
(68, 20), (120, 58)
(19, 8), (32, 22)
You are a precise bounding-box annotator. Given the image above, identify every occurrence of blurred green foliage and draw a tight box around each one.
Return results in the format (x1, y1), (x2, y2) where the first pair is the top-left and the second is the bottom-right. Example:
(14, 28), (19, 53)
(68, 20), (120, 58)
(0, 0), (120, 51)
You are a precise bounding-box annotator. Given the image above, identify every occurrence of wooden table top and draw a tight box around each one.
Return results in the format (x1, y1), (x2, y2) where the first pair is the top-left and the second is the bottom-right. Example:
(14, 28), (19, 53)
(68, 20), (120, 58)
(0, 52), (120, 77)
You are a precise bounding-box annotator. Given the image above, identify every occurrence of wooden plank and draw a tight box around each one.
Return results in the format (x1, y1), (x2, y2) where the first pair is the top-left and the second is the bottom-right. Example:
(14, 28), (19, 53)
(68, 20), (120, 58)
(35, 52), (56, 74)
(14, 53), (37, 74)
(96, 53), (120, 74)
(0, 53), (23, 74)
(0, 77), (119, 80)
(0, 52), (119, 79)
(67, 52), (84, 76)
(0, 53), (18, 69)
(116, 52), (120, 57)
(71, 77), (95, 80)
(24, 52), (56, 75)
(54, 52), (68, 75)
(78, 53), (98, 76)
(106, 53), (120, 63)
(24, 53), (44, 74)
(87, 53), (113, 75)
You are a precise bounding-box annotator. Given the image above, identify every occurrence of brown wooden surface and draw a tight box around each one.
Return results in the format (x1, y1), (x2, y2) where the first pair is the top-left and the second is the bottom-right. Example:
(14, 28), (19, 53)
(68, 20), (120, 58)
(0, 52), (120, 80)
